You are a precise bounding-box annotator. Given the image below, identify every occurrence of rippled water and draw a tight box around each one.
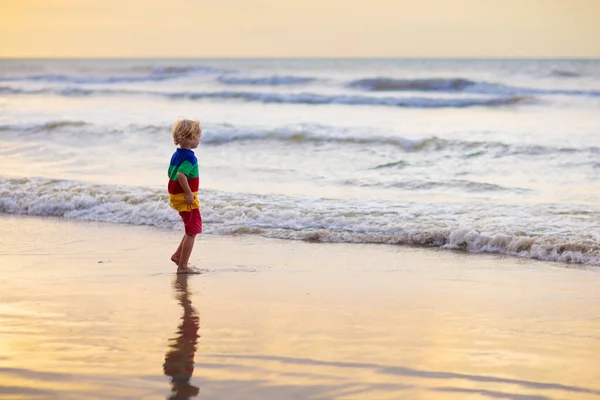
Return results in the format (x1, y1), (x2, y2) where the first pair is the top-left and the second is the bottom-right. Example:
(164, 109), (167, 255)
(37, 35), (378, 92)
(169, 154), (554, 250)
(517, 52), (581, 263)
(1, 58), (599, 265)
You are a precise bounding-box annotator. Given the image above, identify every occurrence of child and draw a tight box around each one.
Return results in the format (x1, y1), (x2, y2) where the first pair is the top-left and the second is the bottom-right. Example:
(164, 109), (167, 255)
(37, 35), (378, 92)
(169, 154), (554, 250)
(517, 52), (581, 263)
(168, 118), (202, 274)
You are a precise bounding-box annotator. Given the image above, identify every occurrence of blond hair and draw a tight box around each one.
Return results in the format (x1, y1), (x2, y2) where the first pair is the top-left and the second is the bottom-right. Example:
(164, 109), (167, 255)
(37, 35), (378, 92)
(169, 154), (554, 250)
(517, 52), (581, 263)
(172, 118), (201, 146)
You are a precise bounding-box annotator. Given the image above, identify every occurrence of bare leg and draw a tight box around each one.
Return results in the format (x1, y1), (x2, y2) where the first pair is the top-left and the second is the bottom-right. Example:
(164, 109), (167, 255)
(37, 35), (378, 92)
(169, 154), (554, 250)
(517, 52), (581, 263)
(171, 234), (186, 265)
(177, 234), (197, 273)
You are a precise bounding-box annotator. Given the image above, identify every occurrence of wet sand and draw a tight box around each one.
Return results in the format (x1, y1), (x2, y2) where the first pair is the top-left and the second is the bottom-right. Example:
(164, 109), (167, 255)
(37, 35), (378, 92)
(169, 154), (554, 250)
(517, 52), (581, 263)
(1, 215), (599, 400)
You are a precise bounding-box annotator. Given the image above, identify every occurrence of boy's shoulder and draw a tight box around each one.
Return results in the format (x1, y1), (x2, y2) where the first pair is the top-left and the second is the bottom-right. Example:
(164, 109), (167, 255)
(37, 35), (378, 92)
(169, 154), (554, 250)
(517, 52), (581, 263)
(171, 148), (197, 163)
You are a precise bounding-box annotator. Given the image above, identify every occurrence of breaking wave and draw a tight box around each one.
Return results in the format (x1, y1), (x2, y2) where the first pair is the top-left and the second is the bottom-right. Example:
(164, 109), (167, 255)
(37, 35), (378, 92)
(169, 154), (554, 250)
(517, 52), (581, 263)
(1, 177), (599, 267)
(348, 77), (600, 97)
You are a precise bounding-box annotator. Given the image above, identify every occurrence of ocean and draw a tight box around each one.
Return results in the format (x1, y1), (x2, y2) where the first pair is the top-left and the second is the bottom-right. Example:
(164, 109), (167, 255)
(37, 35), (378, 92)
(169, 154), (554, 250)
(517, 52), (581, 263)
(0, 58), (599, 266)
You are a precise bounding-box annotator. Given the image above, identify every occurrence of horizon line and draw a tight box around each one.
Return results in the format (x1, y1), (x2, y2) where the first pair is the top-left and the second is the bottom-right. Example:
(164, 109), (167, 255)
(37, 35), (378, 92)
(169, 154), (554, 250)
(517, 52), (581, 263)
(1, 56), (599, 61)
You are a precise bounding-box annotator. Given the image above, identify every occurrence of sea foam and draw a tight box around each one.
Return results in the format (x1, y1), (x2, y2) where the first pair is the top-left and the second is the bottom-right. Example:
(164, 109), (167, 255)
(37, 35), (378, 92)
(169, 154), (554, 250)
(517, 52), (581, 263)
(1, 177), (599, 267)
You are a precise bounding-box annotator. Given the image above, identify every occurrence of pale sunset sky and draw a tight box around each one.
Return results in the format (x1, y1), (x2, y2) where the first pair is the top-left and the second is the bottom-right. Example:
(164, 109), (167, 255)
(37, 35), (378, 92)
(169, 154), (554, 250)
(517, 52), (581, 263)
(1, 0), (599, 58)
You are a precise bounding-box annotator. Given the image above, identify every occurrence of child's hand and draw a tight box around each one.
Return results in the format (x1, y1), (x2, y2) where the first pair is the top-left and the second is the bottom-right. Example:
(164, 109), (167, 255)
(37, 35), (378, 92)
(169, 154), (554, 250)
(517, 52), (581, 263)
(185, 192), (195, 205)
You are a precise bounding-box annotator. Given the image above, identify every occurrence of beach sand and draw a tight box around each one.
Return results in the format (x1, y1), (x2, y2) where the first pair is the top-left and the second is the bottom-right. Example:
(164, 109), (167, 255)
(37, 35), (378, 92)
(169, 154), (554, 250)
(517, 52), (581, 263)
(0, 215), (599, 400)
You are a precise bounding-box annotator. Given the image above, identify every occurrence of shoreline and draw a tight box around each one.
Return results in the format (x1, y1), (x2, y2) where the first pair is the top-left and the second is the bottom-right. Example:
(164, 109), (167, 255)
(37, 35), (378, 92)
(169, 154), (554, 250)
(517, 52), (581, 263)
(1, 214), (599, 399)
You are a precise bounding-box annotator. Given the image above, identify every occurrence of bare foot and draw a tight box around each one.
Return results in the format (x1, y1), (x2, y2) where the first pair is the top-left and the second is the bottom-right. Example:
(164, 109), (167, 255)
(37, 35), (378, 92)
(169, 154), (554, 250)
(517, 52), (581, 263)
(177, 265), (200, 274)
(171, 255), (180, 265)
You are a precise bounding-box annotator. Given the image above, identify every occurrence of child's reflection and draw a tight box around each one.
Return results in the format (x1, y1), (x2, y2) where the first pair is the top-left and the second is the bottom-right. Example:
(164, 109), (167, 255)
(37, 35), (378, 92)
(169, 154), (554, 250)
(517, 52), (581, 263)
(163, 275), (200, 399)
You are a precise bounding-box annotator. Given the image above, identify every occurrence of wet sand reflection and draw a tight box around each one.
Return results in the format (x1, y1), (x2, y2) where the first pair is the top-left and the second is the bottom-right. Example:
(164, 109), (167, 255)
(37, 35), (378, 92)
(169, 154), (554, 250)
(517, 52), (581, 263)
(163, 275), (200, 400)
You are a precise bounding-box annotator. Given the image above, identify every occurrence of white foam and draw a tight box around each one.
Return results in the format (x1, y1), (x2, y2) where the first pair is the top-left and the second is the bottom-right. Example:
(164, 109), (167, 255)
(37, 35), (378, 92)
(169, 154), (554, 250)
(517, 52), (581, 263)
(1, 177), (599, 267)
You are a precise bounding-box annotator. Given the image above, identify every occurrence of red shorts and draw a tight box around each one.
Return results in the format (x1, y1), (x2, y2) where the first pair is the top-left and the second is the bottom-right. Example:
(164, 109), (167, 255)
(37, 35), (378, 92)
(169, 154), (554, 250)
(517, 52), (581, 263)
(179, 209), (202, 235)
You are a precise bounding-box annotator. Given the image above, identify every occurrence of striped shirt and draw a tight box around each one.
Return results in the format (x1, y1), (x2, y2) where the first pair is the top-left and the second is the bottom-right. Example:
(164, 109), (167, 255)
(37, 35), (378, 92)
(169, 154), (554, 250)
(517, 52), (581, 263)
(168, 148), (199, 212)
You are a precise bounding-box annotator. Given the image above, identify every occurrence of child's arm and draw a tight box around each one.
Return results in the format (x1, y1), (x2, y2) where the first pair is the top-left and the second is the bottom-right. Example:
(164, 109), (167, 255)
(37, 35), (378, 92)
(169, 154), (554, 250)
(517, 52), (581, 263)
(177, 172), (195, 205)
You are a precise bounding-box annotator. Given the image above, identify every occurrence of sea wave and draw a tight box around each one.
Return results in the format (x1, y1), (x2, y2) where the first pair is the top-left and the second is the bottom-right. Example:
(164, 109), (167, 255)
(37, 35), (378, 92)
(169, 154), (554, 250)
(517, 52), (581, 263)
(2, 121), (599, 158)
(170, 91), (529, 108)
(200, 128), (430, 148)
(341, 178), (530, 193)
(349, 78), (477, 92)
(200, 129), (592, 159)
(0, 65), (223, 84)
(150, 65), (223, 75)
(0, 120), (89, 132)
(2, 66), (598, 98)
(0, 85), (529, 108)
(0, 86), (46, 95)
(217, 75), (315, 85)
(348, 77), (600, 97)
(549, 69), (581, 78)
(405, 137), (600, 157)
(1, 177), (599, 267)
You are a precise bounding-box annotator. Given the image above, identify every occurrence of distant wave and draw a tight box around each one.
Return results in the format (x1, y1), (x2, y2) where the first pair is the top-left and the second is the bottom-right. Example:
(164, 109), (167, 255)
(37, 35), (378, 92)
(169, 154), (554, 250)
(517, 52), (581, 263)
(0, 85), (529, 108)
(167, 91), (528, 108)
(150, 65), (223, 75)
(0, 65), (223, 84)
(403, 137), (600, 157)
(2, 68), (598, 98)
(0, 121), (490, 152)
(341, 178), (530, 193)
(217, 75), (315, 86)
(202, 129), (431, 148)
(0, 86), (46, 95)
(349, 77), (600, 97)
(549, 69), (581, 78)
(199, 130), (600, 158)
(0, 73), (173, 84)
(0, 120), (426, 149)
(1, 177), (599, 267)
(350, 78), (476, 92)
(0, 120), (90, 132)
(3, 121), (599, 159)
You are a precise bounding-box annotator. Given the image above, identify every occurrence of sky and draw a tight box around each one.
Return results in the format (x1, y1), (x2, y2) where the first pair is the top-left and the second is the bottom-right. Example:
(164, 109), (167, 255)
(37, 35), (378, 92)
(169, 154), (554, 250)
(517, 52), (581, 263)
(1, 0), (599, 58)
